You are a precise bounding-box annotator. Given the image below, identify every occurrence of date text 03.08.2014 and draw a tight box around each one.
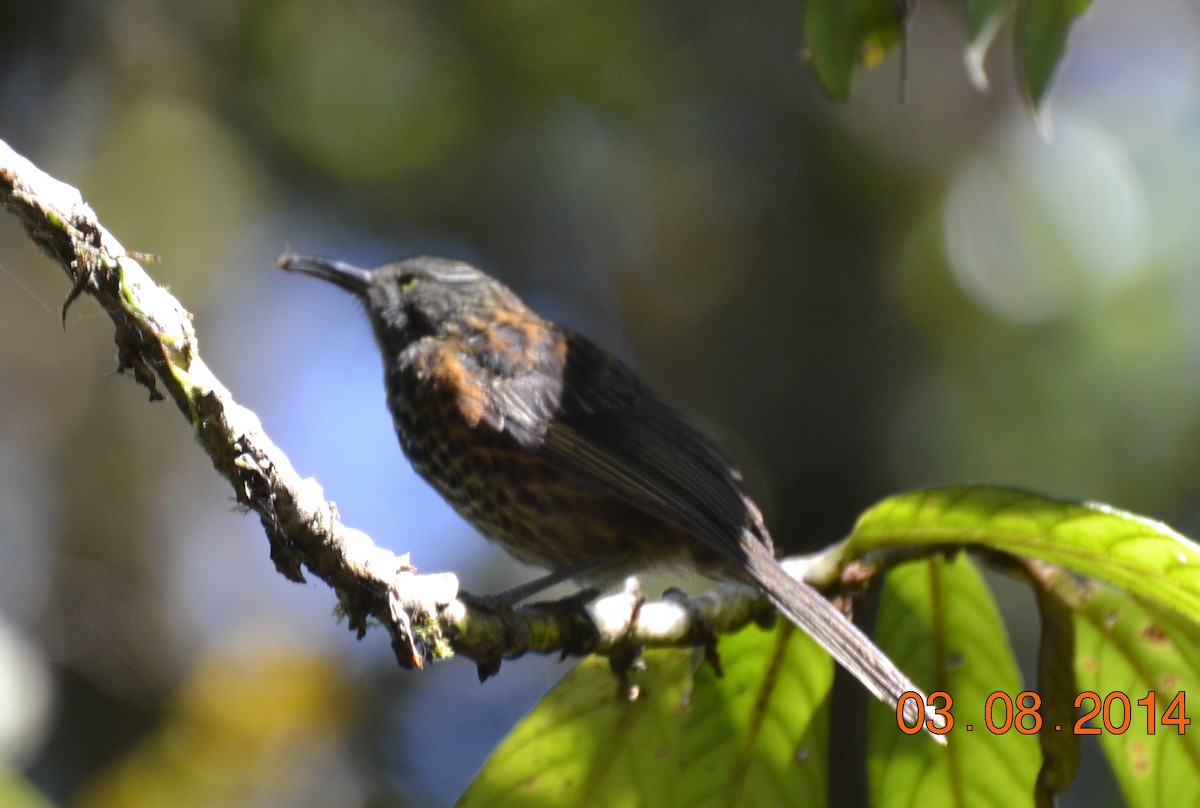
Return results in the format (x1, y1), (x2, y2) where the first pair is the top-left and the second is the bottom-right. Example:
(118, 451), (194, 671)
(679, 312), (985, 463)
(896, 690), (1190, 736)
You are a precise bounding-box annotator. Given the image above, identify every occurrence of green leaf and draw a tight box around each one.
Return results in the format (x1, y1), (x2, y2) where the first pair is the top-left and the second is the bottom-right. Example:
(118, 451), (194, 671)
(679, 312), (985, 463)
(456, 648), (693, 807)
(458, 622), (834, 807)
(843, 485), (1200, 624)
(1016, 0), (1094, 111)
(675, 623), (832, 807)
(964, 0), (1015, 90)
(868, 554), (1040, 806)
(1071, 583), (1200, 806)
(804, 0), (904, 100)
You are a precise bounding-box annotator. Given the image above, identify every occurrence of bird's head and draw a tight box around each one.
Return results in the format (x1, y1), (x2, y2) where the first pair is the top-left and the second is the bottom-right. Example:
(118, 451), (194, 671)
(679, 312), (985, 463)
(278, 253), (525, 354)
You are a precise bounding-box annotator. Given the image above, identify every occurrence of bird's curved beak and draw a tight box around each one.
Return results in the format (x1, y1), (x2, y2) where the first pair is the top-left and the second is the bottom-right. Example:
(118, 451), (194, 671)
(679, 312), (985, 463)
(277, 254), (372, 296)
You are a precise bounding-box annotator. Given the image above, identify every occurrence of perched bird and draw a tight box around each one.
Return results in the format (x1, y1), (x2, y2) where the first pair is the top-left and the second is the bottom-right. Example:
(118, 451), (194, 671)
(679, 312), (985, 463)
(279, 253), (932, 728)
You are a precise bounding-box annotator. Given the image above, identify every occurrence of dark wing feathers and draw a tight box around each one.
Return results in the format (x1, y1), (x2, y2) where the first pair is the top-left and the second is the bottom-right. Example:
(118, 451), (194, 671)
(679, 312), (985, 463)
(483, 330), (763, 560)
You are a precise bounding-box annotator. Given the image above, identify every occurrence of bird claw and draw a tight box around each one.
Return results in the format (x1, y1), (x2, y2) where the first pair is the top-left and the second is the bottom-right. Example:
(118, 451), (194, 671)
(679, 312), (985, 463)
(609, 642), (647, 702)
(607, 591), (648, 700)
(662, 587), (723, 676)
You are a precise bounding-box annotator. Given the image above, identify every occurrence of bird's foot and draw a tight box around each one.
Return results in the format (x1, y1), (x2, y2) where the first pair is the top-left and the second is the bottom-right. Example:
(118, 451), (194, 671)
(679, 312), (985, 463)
(662, 586), (723, 677)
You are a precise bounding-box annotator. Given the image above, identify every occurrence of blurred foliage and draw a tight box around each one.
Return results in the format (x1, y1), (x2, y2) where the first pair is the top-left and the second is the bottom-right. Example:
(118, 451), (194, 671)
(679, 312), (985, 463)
(3, 0), (1200, 805)
(75, 647), (364, 808)
(803, 0), (1094, 110)
(804, 0), (905, 100)
(0, 770), (54, 808)
(1016, 0), (1095, 111)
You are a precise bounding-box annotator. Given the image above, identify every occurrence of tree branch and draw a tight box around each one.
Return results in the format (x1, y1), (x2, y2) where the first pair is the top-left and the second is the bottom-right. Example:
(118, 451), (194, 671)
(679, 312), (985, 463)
(0, 138), (785, 681)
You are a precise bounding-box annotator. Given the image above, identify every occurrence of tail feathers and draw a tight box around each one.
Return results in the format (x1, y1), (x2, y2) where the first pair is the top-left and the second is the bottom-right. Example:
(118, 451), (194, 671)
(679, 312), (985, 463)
(743, 541), (945, 742)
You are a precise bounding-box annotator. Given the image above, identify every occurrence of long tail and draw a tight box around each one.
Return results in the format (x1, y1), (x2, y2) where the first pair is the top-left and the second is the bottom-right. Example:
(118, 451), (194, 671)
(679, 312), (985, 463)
(743, 539), (945, 742)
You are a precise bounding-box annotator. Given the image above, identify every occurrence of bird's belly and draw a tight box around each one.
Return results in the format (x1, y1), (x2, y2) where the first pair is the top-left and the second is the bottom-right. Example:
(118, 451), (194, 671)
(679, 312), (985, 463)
(388, 378), (691, 577)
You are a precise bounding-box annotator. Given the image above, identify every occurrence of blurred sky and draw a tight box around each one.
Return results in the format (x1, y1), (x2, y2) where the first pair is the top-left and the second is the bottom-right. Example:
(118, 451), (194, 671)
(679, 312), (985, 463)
(2, 0), (1200, 805)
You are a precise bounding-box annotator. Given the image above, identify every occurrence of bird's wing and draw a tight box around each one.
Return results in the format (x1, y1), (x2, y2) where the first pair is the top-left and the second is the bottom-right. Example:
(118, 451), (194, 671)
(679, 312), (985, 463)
(483, 330), (766, 562)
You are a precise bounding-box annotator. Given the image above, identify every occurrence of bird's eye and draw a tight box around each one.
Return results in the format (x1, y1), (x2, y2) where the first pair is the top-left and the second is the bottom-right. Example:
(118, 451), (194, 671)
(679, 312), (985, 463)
(399, 273), (418, 292)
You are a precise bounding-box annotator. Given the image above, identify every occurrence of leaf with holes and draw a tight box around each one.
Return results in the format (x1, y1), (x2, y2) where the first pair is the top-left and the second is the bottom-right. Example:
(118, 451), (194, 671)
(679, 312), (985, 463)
(1070, 582), (1200, 806)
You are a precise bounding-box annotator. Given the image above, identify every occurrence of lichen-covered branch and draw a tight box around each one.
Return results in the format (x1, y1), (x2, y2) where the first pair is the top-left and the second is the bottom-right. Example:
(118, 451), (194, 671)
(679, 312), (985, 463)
(0, 138), (785, 680)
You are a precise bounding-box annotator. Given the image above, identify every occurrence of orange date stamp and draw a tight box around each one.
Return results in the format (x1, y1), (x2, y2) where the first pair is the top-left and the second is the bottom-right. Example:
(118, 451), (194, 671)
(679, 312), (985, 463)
(896, 690), (1190, 736)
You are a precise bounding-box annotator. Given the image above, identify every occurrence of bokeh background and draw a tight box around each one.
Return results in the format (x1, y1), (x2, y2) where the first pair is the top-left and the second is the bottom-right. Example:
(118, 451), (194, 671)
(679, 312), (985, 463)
(3, 0), (1200, 805)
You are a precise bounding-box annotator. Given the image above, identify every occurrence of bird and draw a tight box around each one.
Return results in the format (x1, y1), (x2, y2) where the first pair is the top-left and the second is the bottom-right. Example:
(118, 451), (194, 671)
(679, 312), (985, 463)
(278, 252), (935, 731)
